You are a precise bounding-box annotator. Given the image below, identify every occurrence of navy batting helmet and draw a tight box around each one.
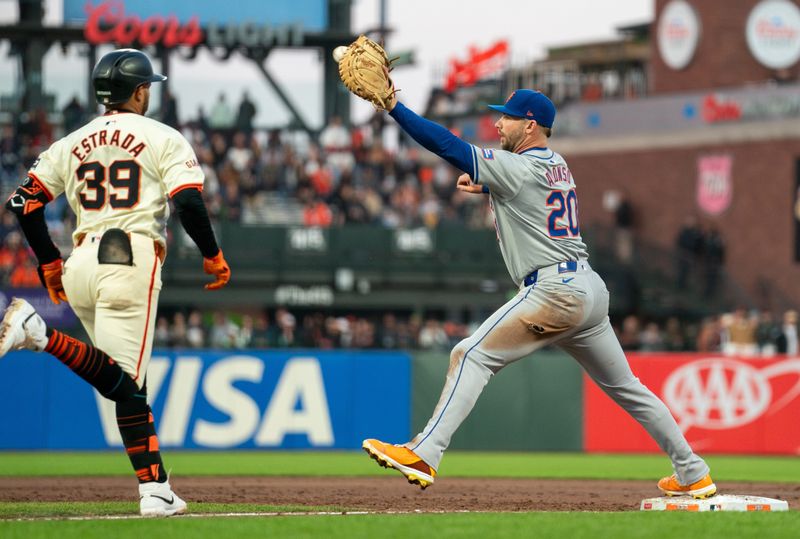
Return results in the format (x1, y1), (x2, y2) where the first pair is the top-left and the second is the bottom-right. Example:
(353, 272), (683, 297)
(92, 48), (167, 106)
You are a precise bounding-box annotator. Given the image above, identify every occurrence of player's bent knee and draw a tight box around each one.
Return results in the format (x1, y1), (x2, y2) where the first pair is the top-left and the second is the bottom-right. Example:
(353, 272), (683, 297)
(448, 340), (470, 372)
(103, 371), (140, 402)
(88, 352), (139, 402)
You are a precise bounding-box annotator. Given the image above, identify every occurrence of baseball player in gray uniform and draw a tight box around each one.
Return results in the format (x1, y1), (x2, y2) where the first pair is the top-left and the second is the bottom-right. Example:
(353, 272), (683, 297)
(0, 48), (230, 516)
(360, 89), (716, 499)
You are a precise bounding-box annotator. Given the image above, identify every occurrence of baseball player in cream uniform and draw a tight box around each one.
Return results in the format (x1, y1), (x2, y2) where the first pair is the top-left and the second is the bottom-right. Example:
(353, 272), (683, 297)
(0, 49), (230, 516)
(361, 90), (716, 499)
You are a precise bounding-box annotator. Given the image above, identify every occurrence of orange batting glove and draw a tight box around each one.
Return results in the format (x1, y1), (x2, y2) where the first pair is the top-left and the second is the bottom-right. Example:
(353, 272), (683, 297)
(38, 259), (68, 304)
(203, 250), (231, 290)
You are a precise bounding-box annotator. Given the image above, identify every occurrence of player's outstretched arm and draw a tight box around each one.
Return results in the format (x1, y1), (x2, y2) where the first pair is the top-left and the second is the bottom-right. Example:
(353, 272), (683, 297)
(336, 35), (475, 176)
(388, 102), (476, 177)
(5, 176), (67, 304)
(171, 187), (230, 290)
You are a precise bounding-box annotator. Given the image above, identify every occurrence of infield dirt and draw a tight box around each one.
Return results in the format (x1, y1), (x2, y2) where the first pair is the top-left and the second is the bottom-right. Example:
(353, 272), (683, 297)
(1, 477), (798, 512)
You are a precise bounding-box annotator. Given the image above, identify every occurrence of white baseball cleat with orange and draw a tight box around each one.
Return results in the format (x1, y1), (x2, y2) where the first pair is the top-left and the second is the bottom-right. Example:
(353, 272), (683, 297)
(363, 438), (437, 489)
(0, 298), (47, 357)
(658, 473), (717, 499)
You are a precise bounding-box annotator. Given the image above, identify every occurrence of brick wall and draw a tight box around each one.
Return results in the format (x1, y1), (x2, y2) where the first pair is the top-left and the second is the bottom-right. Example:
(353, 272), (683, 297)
(567, 139), (800, 306)
(652, 0), (800, 94)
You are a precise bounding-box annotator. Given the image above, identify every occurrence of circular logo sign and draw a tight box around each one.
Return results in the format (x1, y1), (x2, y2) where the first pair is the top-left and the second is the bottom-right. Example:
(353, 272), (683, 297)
(663, 358), (772, 430)
(657, 0), (701, 70)
(746, 0), (800, 69)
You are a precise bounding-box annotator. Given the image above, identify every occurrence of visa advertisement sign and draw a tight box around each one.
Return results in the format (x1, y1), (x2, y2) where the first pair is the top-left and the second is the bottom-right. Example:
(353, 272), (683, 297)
(0, 350), (410, 449)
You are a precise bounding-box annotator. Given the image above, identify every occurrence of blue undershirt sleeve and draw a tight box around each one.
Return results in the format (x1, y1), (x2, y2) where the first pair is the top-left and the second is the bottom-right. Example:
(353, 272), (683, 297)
(388, 102), (476, 177)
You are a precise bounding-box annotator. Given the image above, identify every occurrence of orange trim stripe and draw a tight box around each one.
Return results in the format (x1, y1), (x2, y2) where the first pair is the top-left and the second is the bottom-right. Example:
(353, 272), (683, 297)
(134, 254), (159, 381)
(116, 413), (149, 421)
(90, 352), (104, 377)
(45, 332), (58, 353)
(169, 183), (204, 198)
(56, 337), (68, 359)
(47, 333), (60, 355)
(26, 172), (54, 201)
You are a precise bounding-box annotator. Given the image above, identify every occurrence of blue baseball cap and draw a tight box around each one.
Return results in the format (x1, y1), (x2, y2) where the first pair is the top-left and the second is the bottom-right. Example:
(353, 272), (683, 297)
(488, 90), (556, 128)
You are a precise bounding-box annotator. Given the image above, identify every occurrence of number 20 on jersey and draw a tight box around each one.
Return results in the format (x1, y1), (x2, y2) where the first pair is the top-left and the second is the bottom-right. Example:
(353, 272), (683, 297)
(546, 188), (580, 238)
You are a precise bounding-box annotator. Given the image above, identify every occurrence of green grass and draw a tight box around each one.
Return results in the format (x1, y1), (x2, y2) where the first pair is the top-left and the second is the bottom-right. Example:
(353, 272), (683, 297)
(0, 451), (798, 482)
(1, 512), (798, 539)
(1, 451), (797, 537)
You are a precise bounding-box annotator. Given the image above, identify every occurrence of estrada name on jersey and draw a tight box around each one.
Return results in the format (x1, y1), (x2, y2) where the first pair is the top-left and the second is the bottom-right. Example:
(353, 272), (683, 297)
(471, 145), (589, 286)
(28, 112), (203, 249)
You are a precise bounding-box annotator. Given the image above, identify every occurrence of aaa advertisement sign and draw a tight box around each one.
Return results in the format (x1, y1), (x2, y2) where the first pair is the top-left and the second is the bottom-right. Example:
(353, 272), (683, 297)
(584, 354), (800, 454)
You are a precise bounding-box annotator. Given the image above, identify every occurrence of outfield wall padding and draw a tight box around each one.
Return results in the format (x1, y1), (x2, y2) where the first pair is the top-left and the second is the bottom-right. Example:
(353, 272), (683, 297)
(411, 350), (583, 451)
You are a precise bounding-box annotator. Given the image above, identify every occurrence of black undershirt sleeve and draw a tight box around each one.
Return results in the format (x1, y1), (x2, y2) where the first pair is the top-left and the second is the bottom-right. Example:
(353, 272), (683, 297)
(171, 188), (220, 259)
(15, 208), (61, 265)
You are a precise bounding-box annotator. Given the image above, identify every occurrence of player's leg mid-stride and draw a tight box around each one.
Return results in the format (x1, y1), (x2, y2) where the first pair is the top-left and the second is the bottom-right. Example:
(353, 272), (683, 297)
(0, 298), (187, 517)
(363, 439), (436, 489)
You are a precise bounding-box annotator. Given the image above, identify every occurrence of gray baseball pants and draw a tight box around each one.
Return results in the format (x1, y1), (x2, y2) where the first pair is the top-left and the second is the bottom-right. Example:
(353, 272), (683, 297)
(407, 261), (709, 485)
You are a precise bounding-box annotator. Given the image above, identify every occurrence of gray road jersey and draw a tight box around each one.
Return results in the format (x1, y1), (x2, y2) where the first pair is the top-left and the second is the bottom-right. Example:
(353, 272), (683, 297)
(471, 145), (589, 286)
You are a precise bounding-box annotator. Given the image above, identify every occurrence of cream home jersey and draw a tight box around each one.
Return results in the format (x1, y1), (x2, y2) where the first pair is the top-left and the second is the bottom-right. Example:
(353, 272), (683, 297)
(28, 112), (203, 248)
(471, 145), (589, 286)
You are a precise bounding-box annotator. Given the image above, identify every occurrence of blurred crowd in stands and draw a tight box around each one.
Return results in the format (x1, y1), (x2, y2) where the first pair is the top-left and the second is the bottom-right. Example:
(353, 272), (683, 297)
(615, 308), (799, 356)
(1, 92), (493, 242)
(148, 305), (799, 355)
(152, 309), (469, 351)
(1, 97), (799, 354)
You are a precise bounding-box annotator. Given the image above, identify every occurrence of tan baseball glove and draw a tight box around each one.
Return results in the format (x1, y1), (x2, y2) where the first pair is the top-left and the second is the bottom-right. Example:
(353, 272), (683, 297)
(338, 35), (397, 110)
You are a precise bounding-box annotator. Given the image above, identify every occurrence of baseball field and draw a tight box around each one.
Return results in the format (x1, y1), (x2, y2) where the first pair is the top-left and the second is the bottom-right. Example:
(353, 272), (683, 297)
(0, 452), (797, 537)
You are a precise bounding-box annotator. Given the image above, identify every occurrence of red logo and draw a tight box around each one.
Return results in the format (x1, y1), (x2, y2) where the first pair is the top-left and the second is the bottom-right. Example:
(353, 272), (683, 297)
(756, 19), (799, 41)
(84, 1), (203, 48)
(702, 94), (741, 123)
(663, 358), (800, 432)
(696, 155), (733, 216)
(443, 41), (509, 93)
